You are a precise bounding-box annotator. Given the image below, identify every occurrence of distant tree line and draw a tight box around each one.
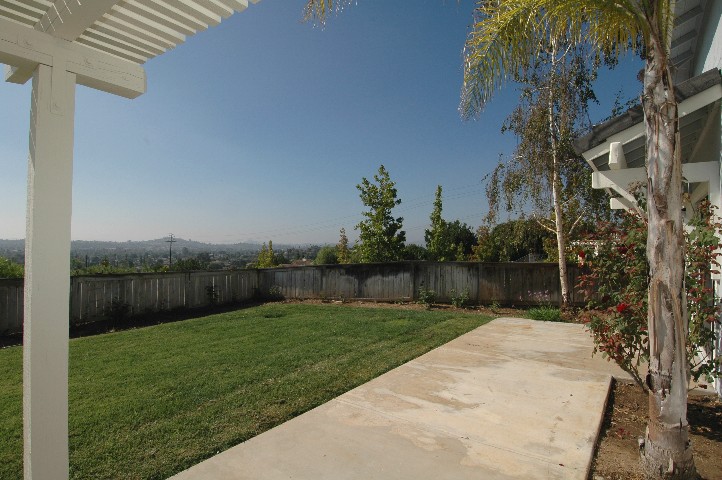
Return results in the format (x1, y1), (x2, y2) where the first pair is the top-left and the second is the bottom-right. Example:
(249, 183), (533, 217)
(310, 165), (569, 266)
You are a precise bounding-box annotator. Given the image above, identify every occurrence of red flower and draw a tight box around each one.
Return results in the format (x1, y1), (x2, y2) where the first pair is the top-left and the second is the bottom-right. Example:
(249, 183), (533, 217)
(578, 250), (586, 259)
(616, 303), (630, 313)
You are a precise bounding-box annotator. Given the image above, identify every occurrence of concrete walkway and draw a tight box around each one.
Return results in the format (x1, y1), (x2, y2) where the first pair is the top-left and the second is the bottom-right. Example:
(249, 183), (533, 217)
(170, 317), (632, 480)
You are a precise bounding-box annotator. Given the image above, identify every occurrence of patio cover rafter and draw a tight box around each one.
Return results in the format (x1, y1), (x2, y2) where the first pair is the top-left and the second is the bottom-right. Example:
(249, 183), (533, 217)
(1, 0), (260, 65)
(0, 16), (146, 99)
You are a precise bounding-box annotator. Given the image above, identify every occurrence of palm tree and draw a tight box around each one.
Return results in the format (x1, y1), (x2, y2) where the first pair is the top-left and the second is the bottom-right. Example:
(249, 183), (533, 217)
(304, 1), (695, 477)
(461, 2), (693, 477)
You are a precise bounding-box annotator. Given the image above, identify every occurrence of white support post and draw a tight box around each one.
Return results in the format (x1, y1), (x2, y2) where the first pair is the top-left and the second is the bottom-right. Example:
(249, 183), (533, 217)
(23, 62), (76, 480)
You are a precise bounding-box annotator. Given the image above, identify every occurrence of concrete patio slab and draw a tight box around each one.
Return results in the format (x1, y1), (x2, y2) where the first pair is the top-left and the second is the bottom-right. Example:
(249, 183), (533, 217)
(169, 317), (632, 480)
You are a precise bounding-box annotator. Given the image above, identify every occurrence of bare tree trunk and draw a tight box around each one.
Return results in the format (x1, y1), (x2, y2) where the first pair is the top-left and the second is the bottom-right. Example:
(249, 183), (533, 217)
(640, 8), (696, 478)
(548, 42), (569, 307)
(552, 155), (569, 307)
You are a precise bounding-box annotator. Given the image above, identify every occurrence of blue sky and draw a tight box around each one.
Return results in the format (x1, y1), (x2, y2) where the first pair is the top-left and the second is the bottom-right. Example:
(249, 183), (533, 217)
(0, 0), (642, 246)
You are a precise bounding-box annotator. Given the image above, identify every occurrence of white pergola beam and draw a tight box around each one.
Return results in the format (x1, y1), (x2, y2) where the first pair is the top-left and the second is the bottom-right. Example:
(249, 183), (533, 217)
(0, 3), (263, 479)
(1, 6), (147, 479)
(1, 16), (146, 98)
(7, 0), (120, 86)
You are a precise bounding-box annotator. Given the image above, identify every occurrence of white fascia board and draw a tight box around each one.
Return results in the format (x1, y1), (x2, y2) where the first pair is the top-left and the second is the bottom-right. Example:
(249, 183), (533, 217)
(0, 17), (146, 98)
(582, 83), (722, 164)
(678, 83), (722, 117)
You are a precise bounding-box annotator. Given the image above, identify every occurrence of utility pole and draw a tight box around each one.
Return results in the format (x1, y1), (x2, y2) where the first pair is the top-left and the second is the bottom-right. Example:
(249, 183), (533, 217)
(166, 233), (176, 269)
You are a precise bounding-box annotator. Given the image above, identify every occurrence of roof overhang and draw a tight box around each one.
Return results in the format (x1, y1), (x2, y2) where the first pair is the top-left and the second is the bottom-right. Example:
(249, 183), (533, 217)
(574, 69), (722, 214)
(574, 69), (722, 172)
(671, 0), (710, 84)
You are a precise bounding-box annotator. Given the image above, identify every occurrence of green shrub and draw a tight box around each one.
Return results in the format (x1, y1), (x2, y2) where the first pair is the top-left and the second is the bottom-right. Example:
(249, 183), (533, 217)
(0, 257), (23, 278)
(205, 285), (218, 305)
(489, 300), (501, 313)
(578, 199), (721, 387)
(450, 288), (470, 308)
(314, 245), (338, 265)
(417, 287), (436, 309)
(268, 285), (284, 301)
(527, 305), (561, 322)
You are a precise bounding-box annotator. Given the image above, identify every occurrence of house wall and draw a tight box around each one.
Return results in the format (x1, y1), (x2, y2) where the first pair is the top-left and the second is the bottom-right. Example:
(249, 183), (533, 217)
(695, 0), (722, 397)
(696, 0), (722, 74)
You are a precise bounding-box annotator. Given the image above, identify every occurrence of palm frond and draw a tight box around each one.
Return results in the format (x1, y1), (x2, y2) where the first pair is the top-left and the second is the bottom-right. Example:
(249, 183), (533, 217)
(460, 0), (647, 119)
(303, 0), (355, 25)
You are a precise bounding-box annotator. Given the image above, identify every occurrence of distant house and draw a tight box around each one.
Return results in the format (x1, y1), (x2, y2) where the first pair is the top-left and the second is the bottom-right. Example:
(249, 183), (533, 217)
(289, 258), (314, 267)
(574, 0), (721, 397)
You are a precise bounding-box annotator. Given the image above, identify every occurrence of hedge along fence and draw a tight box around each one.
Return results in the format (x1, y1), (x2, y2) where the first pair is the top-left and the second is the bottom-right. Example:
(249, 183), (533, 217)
(0, 262), (587, 336)
(259, 262), (587, 306)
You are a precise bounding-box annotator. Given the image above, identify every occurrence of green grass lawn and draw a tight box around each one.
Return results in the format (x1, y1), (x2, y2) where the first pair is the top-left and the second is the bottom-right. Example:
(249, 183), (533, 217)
(0, 303), (492, 479)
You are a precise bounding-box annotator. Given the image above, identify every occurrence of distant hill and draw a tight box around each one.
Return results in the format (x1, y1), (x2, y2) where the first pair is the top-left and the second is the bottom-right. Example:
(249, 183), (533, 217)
(0, 238), (310, 253)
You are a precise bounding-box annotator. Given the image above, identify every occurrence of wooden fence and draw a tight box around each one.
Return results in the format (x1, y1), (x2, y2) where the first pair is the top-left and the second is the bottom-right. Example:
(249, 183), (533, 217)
(1, 262), (586, 335)
(0, 278), (22, 336)
(0, 270), (258, 335)
(259, 262), (586, 306)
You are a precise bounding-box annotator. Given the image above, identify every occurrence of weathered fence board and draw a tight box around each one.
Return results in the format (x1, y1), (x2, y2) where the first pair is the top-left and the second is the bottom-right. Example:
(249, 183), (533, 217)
(1, 263), (586, 336)
(1, 271), (259, 335)
(256, 261), (584, 306)
(0, 278), (23, 334)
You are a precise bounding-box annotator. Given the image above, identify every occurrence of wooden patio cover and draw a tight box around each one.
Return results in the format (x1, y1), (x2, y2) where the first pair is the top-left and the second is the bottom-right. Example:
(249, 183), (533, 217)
(0, 1), (260, 479)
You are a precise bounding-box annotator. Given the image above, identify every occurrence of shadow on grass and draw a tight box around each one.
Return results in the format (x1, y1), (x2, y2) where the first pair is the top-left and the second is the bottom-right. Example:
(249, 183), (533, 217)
(0, 300), (268, 348)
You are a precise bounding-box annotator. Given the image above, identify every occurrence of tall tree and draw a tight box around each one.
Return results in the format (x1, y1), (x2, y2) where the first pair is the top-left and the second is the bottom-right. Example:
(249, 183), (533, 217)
(461, 2), (693, 476)
(484, 42), (599, 306)
(336, 228), (351, 264)
(425, 186), (453, 261)
(426, 186), (477, 261)
(257, 241), (276, 268)
(355, 165), (406, 263)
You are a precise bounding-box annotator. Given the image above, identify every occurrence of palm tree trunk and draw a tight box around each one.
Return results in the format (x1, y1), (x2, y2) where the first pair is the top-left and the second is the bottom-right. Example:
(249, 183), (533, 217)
(640, 9), (696, 478)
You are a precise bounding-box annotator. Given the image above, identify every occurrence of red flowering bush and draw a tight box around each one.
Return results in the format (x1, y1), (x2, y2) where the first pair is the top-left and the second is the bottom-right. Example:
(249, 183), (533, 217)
(578, 200), (721, 389)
